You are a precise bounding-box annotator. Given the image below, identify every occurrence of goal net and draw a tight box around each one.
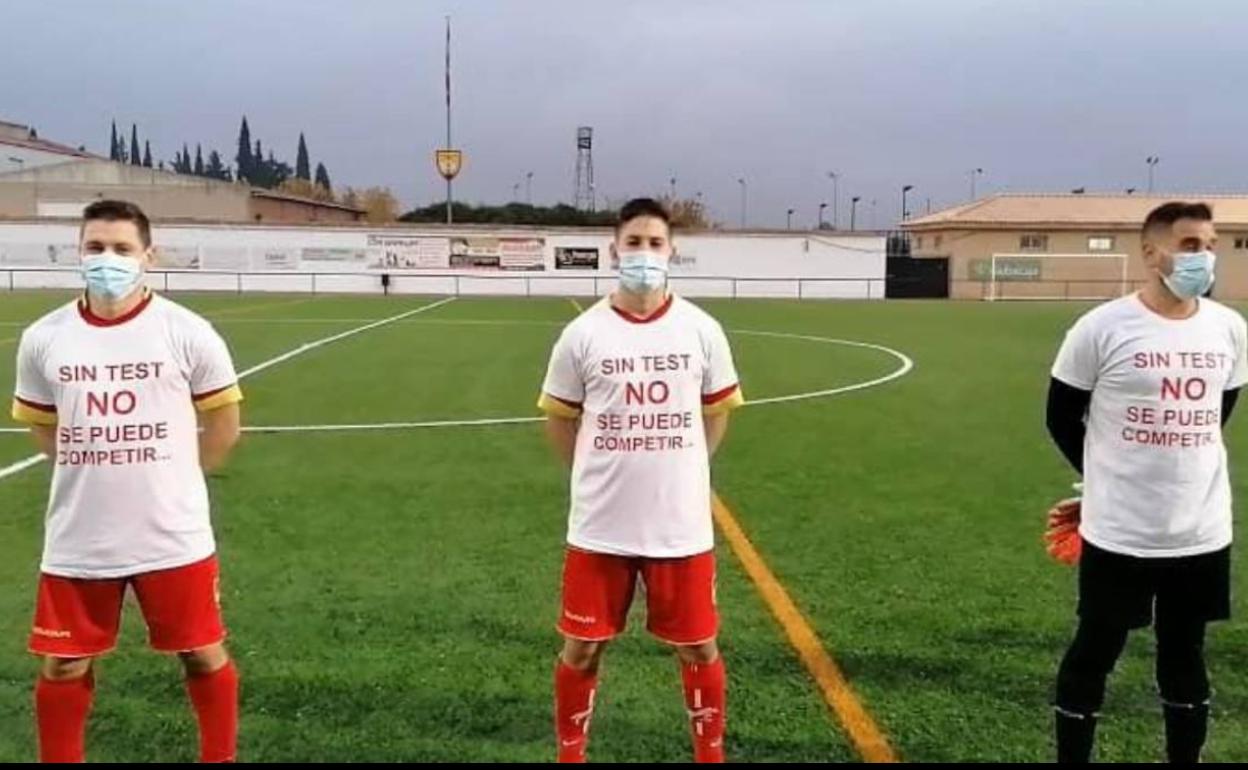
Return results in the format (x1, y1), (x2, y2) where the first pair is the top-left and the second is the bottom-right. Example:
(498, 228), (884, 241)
(981, 253), (1130, 301)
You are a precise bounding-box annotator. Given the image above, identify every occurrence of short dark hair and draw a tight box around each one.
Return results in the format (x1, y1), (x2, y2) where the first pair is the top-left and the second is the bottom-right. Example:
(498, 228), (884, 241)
(616, 197), (671, 234)
(1142, 201), (1212, 238)
(81, 199), (152, 247)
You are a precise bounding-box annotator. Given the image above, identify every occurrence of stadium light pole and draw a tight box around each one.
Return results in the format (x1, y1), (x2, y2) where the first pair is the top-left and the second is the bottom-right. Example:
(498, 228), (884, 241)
(827, 171), (839, 229)
(1146, 156), (1160, 193)
(901, 184), (914, 221)
(787, 208), (796, 230)
(969, 167), (984, 200)
(669, 176), (677, 200)
(525, 171), (533, 205)
(817, 202), (828, 229)
(512, 182), (520, 202)
(737, 177), (747, 228)
(850, 196), (861, 231)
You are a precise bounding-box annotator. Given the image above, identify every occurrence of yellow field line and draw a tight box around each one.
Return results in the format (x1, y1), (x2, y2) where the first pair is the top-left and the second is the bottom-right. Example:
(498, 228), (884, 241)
(712, 492), (899, 763)
(568, 298), (584, 314)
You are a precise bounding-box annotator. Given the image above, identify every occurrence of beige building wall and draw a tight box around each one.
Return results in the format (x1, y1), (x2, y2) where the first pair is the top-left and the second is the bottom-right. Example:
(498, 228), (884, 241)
(0, 181), (250, 221)
(0, 161), (252, 221)
(0, 159), (362, 225)
(910, 226), (1248, 300)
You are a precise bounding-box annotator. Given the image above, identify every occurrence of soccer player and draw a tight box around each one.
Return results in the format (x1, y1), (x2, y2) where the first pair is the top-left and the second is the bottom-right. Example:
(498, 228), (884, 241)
(10, 200), (244, 763)
(1045, 202), (1246, 763)
(539, 198), (744, 763)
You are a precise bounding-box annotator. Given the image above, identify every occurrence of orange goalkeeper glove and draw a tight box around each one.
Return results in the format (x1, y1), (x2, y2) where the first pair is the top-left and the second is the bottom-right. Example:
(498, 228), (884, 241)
(1045, 495), (1082, 565)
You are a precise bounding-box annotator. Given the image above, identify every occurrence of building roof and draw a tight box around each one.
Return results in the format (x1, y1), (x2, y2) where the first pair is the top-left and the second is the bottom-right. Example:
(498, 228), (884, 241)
(903, 193), (1248, 230)
(0, 120), (96, 160)
(250, 188), (365, 214)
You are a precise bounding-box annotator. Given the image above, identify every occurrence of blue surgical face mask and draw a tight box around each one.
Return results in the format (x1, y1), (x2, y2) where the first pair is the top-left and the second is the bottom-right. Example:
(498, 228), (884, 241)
(82, 251), (145, 301)
(617, 250), (669, 294)
(1162, 249), (1216, 300)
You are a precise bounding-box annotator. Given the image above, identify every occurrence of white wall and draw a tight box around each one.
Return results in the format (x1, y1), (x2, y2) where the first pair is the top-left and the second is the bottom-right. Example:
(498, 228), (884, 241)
(0, 221), (886, 299)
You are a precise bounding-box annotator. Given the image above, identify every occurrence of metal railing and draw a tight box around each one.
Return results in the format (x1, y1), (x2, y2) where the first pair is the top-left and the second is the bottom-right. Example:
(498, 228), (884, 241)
(1, 267), (887, 300)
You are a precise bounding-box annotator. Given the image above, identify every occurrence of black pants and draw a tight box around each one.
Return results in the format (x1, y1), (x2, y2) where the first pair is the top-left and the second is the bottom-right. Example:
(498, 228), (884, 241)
(1053, 542), (1228, 762)
(1056, 541), (1228, 714)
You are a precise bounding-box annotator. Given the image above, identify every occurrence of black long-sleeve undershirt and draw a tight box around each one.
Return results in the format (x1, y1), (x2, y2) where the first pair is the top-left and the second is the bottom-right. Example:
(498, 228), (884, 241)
(1046, 379), (1092, 475)
(1045, 379), (1241, 476)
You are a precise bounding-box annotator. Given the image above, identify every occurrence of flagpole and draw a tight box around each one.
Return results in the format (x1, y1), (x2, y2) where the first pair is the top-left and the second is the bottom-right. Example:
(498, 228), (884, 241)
(444, 15), (453, 224)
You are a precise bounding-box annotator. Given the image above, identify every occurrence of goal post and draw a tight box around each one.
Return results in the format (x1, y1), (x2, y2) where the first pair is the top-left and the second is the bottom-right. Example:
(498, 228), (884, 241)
(980, 253), (1130, 301)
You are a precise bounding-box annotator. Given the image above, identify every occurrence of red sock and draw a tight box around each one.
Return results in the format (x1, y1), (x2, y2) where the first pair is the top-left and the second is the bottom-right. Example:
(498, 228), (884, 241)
(681, 658), (726, 763)
(35, 671), (94, 763)
(186, 660), (239, 763)
(554, 660), (598, 763)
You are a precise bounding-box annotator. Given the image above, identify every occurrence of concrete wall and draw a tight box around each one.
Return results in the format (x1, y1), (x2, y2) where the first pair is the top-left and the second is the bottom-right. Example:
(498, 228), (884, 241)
(249, 196), (364, 224)
(0, 161), (355, 224)
(0, 183), (252, 221)
(0, 221), (887, 299)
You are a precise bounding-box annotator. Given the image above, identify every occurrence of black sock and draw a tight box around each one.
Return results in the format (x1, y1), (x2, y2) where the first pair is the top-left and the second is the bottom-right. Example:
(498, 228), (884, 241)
(1163, 701), (1208, 764)
(1055, 708), (1097, 764)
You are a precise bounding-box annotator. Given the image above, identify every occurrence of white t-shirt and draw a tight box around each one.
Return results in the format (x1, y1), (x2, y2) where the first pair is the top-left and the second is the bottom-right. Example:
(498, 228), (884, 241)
(11, 292), (243, 578)
(538, 294), (744, 558)
(1052, 293), (1248, 557)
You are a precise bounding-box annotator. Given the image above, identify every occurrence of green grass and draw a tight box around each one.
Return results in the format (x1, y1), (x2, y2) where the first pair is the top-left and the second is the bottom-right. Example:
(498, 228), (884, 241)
(1, 290), (1246, 762)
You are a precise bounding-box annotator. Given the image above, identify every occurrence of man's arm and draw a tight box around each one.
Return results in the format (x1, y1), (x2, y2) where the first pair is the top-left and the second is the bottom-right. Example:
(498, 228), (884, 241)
(12, 329), (59, 458)
(199, 402), (241, 472)
(544, 413), (579, 469)
(29, 423), (56, 458)
(1046, 377), (1092, 475)
(703, 411), (730, 458)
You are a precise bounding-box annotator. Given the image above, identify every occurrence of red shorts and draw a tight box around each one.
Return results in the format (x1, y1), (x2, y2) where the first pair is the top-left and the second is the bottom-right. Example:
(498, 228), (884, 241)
(558, 547), (718, 645)
(29, 555), (226, 658)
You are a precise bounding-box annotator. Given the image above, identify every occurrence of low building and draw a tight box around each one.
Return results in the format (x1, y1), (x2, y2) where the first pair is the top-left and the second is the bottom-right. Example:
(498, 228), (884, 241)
(902, 194), (1248, 299)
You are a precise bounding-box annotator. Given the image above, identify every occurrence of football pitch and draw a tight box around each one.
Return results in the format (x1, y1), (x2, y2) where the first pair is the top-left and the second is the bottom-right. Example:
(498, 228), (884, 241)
(1, 291), (1246, 763)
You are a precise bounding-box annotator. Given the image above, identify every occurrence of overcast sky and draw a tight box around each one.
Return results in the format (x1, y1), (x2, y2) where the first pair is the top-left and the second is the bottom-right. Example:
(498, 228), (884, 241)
(4, 0), (1246, 227)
